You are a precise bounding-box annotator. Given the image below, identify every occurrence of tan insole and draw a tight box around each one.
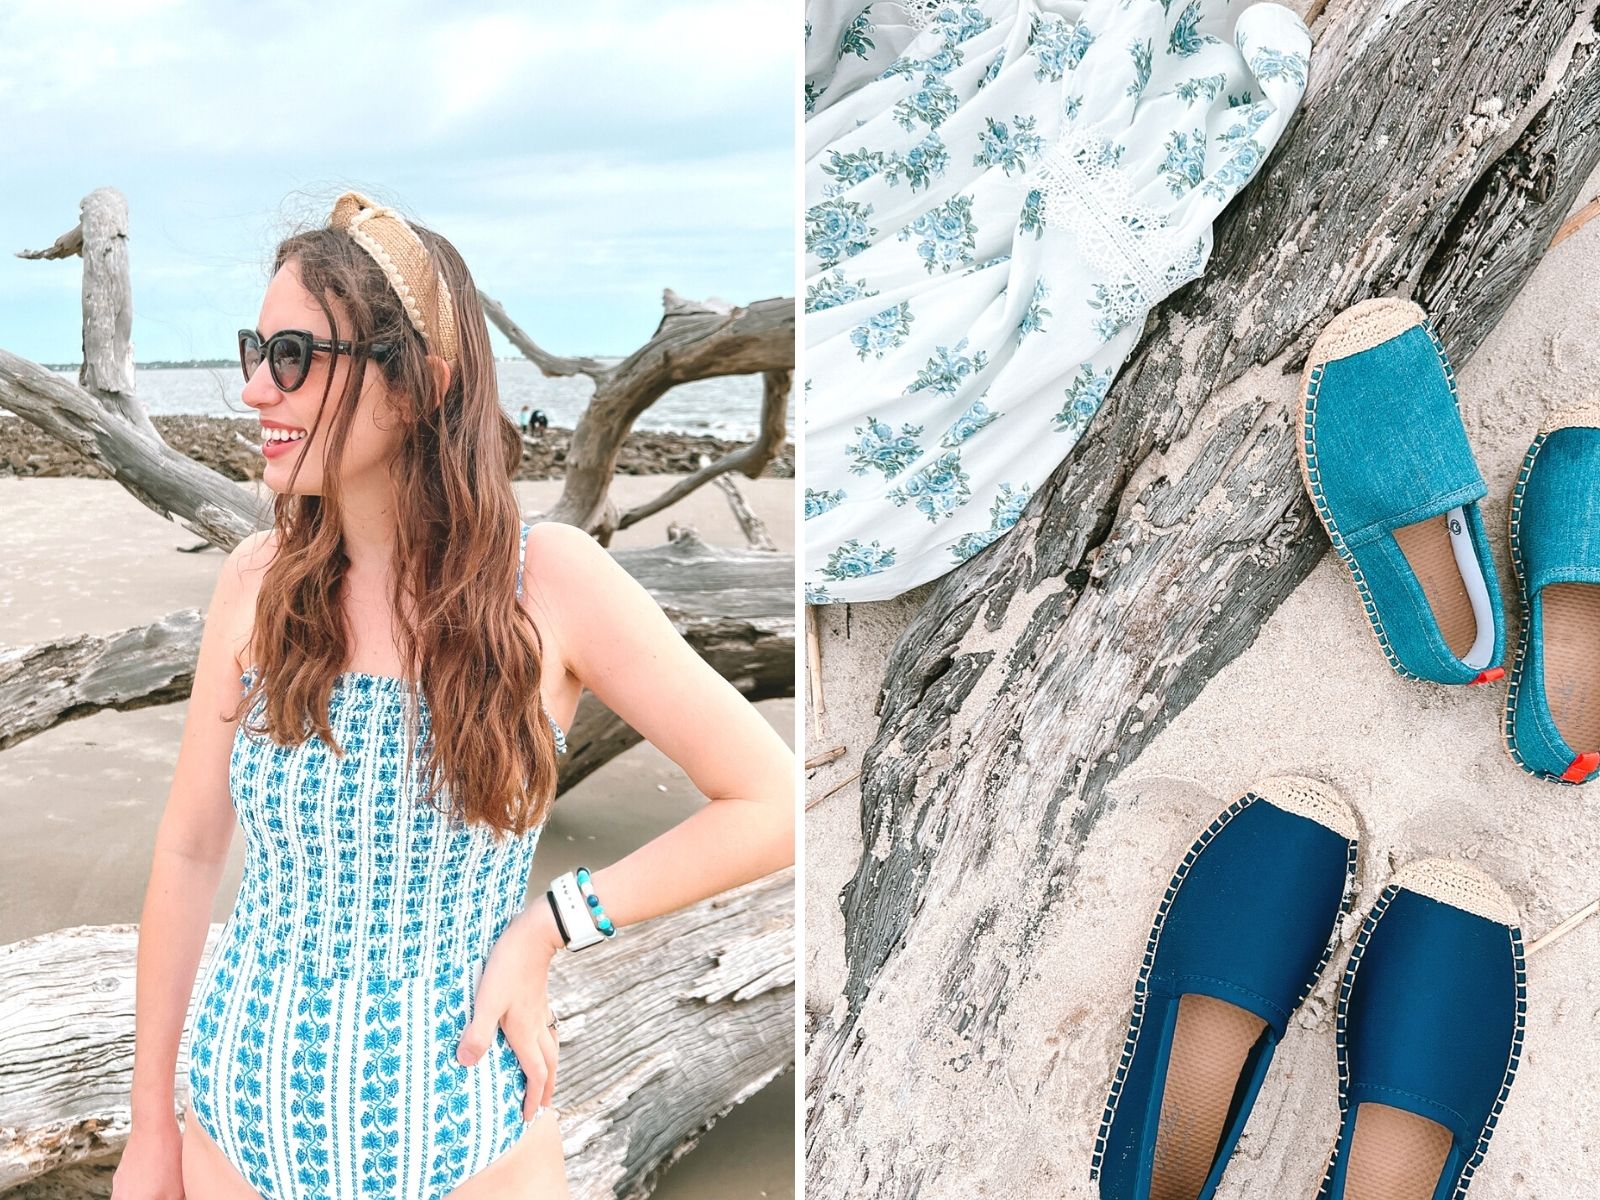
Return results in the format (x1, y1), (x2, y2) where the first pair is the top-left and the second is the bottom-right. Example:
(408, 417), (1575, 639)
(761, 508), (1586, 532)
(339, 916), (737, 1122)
(1344, 1102), (1452, 1200)
(1544, 583), (1600, 752)
(1393, 515), (1478, 658)
(1148, 994), (1268, 1200)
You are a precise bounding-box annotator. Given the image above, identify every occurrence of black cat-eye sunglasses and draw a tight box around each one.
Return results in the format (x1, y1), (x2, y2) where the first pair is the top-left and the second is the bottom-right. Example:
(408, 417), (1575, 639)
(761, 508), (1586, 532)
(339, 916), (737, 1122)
(238, 328), (397, 393)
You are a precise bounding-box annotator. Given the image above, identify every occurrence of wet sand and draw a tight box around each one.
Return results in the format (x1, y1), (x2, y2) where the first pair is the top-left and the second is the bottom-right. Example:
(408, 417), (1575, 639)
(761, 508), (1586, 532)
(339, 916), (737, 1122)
(0, 472), (794, 1199)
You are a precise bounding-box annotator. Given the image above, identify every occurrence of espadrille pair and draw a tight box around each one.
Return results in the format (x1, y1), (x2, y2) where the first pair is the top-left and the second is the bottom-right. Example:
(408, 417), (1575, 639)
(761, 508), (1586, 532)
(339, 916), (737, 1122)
(1298, 298), (1600, 785)
(1091, 777), (1526, 1200)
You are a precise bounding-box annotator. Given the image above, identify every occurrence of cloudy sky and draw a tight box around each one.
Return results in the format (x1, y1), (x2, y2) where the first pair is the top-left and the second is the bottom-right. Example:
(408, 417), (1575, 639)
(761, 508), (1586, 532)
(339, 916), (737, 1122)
(0, 0), (794, 365)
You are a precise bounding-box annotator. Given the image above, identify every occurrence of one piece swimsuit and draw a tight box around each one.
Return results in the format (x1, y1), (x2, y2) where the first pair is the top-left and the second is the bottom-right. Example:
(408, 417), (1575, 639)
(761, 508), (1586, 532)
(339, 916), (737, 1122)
(186, 521), (568, 1198)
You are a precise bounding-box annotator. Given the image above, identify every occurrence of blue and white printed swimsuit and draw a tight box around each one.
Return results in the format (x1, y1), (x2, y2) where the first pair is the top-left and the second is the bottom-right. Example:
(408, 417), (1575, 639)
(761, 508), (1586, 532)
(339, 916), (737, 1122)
(803, 0), (1311, 603)
(186, 522), (567, 1198)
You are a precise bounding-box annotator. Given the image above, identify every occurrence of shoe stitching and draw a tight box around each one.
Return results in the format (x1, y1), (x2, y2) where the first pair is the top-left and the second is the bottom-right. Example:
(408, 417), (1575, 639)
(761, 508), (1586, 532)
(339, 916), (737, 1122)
(1090, 792), (1358, 1183)
(1160, 972), (1291, 1023)
(1316, 884), (1528, 1199)
(1503, 432), (1569, 782)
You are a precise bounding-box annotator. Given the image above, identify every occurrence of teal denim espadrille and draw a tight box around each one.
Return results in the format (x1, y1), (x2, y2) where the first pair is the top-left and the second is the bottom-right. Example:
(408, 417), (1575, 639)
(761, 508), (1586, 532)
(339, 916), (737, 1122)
(1299, 299), (1506, 685)
(1505, 402), (1600, 784)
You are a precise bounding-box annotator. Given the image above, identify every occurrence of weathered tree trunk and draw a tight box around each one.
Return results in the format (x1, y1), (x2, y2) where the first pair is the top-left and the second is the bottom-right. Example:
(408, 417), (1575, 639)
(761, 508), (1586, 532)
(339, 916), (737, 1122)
(557, 531), (797, 786)
(480, 289), (795, 540)
(0, 350), (265, 547)
(15, 188), (155, 444)
(806, 1), (1600, 1194)
(0, 533), (794, 779)
(0, 869), (794, 1198)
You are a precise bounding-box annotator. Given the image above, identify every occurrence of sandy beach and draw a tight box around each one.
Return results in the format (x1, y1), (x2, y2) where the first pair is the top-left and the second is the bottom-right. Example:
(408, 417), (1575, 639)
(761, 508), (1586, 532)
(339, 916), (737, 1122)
(0, 472), (794, 1199)
(804, 172), (1600, 1192)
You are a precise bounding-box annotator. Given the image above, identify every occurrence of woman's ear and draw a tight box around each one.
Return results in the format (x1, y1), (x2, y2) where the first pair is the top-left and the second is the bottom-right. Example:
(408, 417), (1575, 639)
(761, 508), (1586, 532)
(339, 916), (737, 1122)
(425, 353), (452, 409)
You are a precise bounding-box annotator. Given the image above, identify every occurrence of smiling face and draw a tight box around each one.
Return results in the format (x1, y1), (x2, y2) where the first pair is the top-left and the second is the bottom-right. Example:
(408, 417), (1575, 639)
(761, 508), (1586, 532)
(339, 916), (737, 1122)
(241, 257), (407, 496)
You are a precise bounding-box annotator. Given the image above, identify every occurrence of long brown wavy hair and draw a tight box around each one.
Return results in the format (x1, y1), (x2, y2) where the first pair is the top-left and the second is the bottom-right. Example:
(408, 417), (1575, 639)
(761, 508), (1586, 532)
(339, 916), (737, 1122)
(230, 201), (560, 837)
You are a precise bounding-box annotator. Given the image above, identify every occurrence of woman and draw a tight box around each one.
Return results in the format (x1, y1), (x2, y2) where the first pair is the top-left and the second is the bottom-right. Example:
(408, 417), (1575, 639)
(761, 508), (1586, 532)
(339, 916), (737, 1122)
(110, 192), (796, 1199)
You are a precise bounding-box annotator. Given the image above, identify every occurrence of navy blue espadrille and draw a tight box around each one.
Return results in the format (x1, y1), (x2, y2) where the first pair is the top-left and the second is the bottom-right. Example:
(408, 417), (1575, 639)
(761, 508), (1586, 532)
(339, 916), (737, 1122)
(1318, 859), (1527, 1200)
(1092, 777), (1359, 1200)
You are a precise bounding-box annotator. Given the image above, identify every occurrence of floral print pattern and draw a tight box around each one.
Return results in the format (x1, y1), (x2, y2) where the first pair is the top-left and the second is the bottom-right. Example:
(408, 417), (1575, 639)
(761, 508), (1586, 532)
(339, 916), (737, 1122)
(804, 0), (1312, 602)
(847, 415), (925, 478)
(1159, 129), (1207, 197)
(887, 449), (973, 521)
(973, 114), (1045, 175)
(851, 301), (916, 359)
(185, 523), (567, 1198)
(1028, 12), (1093, 82)
(806, 198), (877, 269)
(900, 193), (978, 273)
(907, 338), (989, 396)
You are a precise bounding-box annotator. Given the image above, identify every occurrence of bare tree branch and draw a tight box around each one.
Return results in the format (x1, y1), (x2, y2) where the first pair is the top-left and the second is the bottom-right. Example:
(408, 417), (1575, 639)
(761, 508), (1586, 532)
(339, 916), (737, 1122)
(619, 368), (792, 530)
(479, 290), (609, 380)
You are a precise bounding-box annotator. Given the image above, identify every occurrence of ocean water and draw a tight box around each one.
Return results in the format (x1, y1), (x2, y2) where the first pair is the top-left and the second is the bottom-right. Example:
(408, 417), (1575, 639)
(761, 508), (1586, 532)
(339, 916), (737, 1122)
(47, 359), (787, 440)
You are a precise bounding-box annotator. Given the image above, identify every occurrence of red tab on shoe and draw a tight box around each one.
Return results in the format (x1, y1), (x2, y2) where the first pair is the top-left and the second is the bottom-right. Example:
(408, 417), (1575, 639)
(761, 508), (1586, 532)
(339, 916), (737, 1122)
(1561, 752), (1600, 784)
(1469, 667), (1505, 685)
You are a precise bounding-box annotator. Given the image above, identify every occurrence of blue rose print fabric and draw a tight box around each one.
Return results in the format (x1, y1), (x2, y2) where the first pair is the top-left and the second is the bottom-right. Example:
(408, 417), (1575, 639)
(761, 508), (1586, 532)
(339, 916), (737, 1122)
(803, 0), (1311, 604)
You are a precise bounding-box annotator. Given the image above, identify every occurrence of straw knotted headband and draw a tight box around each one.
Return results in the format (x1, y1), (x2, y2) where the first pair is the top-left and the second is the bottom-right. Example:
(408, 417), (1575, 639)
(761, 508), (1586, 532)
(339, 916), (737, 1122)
(329, 191), (459, 364)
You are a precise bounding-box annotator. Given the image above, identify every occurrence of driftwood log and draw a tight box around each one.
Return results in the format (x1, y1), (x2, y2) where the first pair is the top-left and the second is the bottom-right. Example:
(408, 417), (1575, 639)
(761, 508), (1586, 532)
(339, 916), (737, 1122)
(15, 188), (156, 445)
(0, 532), (794, 782)
(0, 611), (203, 753)
(806, 0), (1600, 1194)
(481, 290), (795, 540)
(0, 350), (265, 548)
(0, 869), (794, 1197)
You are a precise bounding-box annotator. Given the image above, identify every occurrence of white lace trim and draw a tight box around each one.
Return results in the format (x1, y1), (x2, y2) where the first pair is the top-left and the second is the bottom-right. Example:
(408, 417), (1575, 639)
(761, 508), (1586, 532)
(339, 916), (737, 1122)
(1034, 125), (1202, 330)
(897, 0), (949, 31)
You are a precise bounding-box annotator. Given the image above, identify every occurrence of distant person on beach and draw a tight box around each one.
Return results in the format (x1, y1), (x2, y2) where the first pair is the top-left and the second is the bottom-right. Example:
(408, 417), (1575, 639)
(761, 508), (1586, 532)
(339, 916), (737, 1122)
(518, 403), (532, 432)
(529, 407), (549, 435)
(115, 190), (795, 1200)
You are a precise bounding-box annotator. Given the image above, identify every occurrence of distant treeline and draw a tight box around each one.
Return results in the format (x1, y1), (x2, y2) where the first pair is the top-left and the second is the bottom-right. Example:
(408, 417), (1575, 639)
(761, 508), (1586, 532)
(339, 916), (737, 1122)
(43, 359), (234, 371)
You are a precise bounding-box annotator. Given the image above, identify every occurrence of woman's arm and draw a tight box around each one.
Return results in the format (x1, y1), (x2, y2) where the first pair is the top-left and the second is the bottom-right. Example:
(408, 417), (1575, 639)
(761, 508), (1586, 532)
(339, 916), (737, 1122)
(458, 522), (794, 1116)
(115, 535), (259, 1193)
(525, 521), (796, 936)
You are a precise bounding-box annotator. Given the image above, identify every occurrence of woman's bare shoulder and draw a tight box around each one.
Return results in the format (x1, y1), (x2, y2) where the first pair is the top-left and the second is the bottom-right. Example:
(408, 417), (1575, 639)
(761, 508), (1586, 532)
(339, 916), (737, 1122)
(520, 520), (617, 600)
(229, 526), (281, 576)
(214, 527), (280, 671)
(518, 521), (608, 664)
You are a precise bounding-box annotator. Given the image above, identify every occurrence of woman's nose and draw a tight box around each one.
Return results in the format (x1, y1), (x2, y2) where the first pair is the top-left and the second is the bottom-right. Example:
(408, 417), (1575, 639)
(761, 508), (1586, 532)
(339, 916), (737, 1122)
(240, 358), (278, 408)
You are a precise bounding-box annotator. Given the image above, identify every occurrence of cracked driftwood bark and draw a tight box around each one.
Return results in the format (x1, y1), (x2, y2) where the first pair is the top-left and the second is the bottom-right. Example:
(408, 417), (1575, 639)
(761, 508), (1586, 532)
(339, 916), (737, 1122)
(15, 188), (157, 445)
(0, 869), (794, 1198)
(0, 533), (794, 789)
(806, 1), (1600, 1194)
(481, 289), (796, 541)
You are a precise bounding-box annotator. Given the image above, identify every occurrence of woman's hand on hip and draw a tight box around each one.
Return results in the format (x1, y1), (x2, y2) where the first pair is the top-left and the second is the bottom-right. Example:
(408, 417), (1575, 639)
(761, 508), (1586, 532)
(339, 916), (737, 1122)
(457, 902), (565, 1121)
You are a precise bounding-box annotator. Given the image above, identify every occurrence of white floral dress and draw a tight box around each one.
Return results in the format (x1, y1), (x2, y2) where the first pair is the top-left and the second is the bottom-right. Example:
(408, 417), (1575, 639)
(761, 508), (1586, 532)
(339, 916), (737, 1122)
(803, 0), (1311, 604)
